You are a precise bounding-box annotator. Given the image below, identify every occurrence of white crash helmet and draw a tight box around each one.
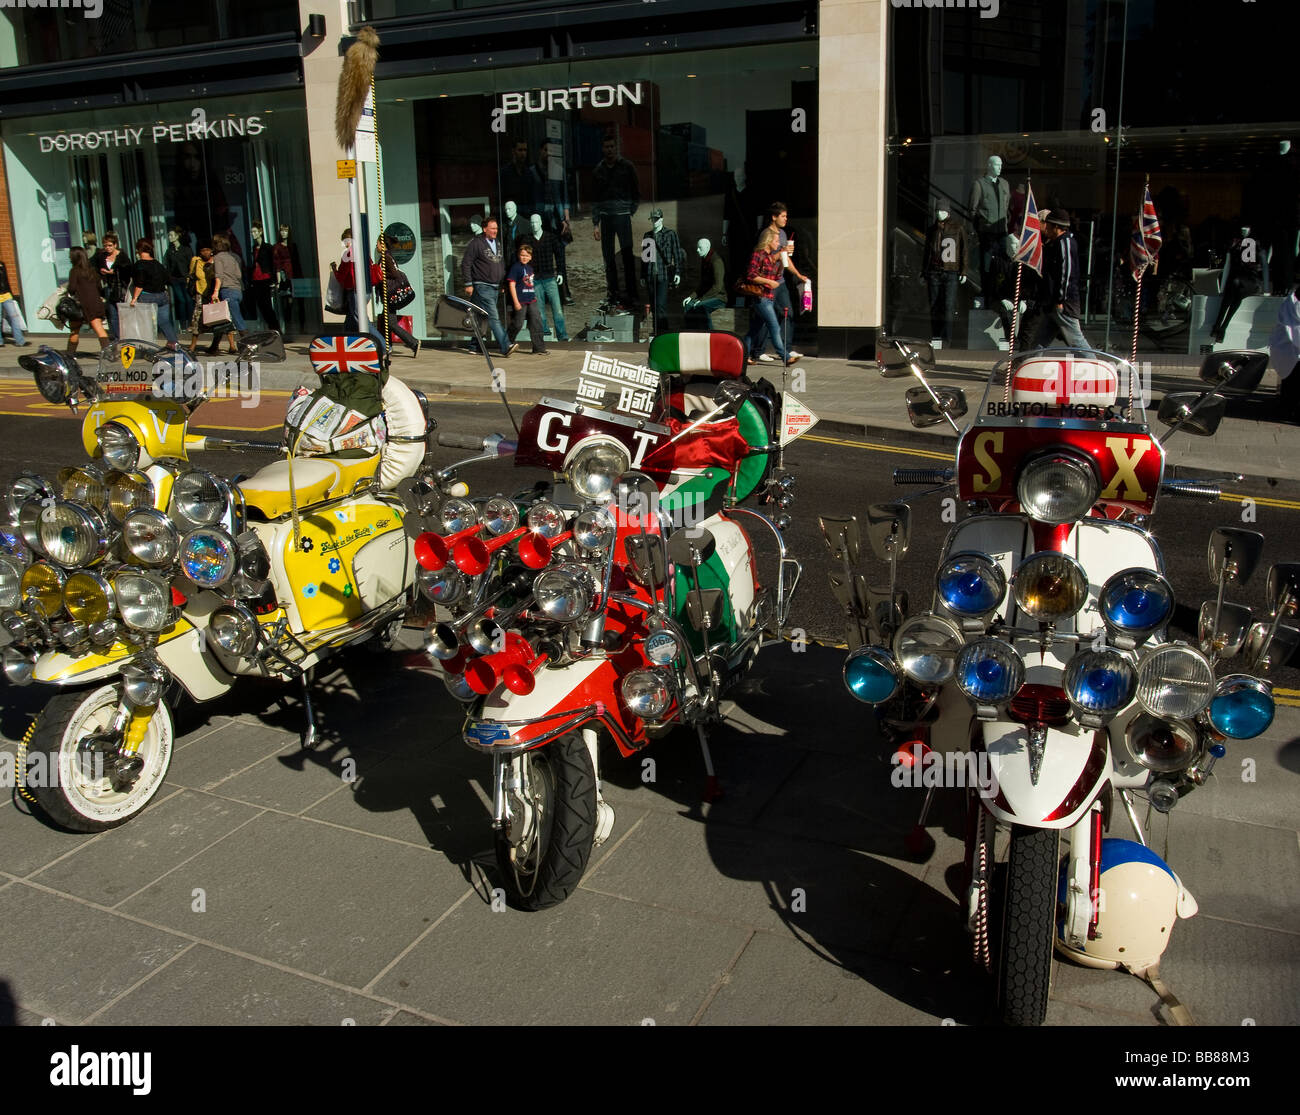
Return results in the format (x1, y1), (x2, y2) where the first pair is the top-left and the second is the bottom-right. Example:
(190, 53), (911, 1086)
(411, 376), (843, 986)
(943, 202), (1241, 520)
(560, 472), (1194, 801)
(1055, 838), (1198, 974)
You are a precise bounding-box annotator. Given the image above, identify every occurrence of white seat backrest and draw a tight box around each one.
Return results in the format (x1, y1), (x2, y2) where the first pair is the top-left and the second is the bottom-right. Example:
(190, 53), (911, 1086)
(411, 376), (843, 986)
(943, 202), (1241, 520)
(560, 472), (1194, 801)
(1011, 357), (1118, 408)
(379, 376), (427, 489)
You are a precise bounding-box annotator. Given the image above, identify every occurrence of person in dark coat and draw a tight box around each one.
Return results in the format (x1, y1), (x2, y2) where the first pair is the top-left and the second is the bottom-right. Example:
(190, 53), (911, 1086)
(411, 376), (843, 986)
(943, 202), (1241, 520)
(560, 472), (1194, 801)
(64, 247), (110, 354)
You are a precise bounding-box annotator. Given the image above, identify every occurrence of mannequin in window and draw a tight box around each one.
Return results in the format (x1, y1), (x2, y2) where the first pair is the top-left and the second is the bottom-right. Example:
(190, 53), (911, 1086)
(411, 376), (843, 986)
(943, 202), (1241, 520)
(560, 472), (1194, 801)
(641, 208), (683, 337)
(921, 207), (968, 344)
(1211, 226), (1265, 344)
(273, 223), (303, 336)
(968, 155), (1011, 316)
(247, 222), (280, 332)
(529, 211), (568, 343)
(683, 238), (727, 329)
(502, 201), (527, 265)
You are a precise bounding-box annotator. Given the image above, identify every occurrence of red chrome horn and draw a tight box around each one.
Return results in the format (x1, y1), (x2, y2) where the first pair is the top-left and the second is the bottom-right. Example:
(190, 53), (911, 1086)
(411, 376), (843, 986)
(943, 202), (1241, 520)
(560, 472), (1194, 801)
(465, 631), (539, 695)
(517, 530), (571, 571)
(453, 525), (529, 576)
(500, 652), (549, 696)
(415, 524), (483, 571)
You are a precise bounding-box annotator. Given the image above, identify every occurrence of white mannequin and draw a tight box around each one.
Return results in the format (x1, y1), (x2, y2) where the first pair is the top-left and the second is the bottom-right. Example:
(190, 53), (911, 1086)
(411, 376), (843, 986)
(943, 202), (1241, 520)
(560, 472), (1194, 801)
(529, 212), (563, 287)
(504, 200), (517, 221)
(987, 155), (1002, 180)
(683, 237), (713, 309)
(469, 216), (483, 236)
(929, 209), (968, 286)
(651, 214), (681, 288)
(1282, 140), (1292, 156)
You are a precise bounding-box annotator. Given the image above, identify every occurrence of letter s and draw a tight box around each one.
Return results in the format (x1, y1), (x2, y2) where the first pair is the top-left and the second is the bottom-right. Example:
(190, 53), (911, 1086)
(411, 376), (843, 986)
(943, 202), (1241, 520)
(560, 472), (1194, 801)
(972, 431), (1004, 492)
(537, 411), (570, 454)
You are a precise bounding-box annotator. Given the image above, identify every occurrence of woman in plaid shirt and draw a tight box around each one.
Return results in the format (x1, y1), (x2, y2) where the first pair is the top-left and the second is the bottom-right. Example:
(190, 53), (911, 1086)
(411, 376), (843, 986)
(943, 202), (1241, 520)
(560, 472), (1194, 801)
(743, 229), (798, 366)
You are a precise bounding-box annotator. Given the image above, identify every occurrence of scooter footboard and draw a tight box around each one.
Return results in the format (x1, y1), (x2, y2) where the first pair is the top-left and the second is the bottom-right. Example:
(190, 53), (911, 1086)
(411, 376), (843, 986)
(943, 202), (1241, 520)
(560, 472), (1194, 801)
(977, 720), (1110, 829)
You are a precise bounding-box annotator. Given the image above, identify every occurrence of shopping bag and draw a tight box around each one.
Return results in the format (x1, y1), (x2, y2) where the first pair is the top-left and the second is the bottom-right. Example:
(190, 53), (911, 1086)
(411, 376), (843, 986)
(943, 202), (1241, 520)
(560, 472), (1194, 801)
(201, 300), (232, 326)
(117, 300), (158, 341)
(325, 268), (346, 314)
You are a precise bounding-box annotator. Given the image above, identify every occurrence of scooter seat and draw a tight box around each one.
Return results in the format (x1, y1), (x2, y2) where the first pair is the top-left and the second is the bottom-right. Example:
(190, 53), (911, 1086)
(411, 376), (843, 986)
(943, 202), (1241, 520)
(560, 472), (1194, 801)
(240, 455), (380, 519)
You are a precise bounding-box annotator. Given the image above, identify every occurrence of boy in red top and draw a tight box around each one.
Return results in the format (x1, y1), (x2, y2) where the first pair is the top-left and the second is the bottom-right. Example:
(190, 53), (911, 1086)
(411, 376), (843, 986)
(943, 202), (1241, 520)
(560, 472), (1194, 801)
(506, 243), (549, 355)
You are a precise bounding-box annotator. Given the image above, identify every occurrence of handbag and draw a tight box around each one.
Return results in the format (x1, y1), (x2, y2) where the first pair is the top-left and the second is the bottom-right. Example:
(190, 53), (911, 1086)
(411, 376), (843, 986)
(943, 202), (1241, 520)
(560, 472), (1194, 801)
(201, 299), (232, 326)
(735, 277), (766, 299)
(325, 267), (346, 315)
(56, 292), (84, 321)
(387, 271), (415, 310)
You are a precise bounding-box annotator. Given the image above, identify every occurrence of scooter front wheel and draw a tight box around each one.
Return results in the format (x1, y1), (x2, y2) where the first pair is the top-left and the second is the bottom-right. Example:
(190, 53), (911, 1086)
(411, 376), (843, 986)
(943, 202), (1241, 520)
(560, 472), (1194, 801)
(27, 685), (174, 833)
(495, 734), (596, 911)
(996, 824), (1058, 1026)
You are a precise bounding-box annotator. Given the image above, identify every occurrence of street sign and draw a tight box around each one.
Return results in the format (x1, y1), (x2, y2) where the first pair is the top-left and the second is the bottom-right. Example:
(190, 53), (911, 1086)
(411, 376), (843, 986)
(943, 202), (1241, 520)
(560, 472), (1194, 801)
(337, 160), (356, 179)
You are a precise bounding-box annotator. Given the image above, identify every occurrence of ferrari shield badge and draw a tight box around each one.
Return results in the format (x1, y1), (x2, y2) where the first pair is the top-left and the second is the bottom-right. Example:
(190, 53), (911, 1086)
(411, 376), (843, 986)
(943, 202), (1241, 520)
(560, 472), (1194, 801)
(120, 344), (136, 371)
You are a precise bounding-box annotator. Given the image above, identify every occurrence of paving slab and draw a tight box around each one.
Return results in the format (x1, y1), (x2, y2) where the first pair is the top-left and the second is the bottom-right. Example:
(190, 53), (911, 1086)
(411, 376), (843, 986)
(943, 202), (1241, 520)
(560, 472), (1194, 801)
(0, 787), (134, 878)
(1050, 954), (1180, 1025)
(0, 884), (189, 1023)
(384, 1009), (445, 1025)
(28, 790), (262, 908)
(1176, 731), (1300, 831)
(374, 886), (750, 1026)
(117, 811), (472, 989)
(166, 719), (303, 793)
(92, 944), (397, 1026)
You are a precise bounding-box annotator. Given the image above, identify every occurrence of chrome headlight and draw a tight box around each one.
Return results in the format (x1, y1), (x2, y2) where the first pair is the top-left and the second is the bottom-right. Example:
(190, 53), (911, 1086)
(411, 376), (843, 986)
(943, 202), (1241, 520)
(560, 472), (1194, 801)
(1208, 675), (1274, 740)
(620, 668), (674, 719)
(1098, 568), (1173, 646)
(440, 497), (478, 534)
(526, 500), (566, 539)
(1063, 648), (1137, 724)
(21, 561), (67, 618)
(63, 570), (115, 626)
(6, 473), (55, 522)
(442, 669), (478, 703)
(955, 638), (1025, 707)
(1125, 713), (1198, 773)
(1135, 643), (1214, 720)
(0, 553), (24, 610)
(97, 421), (145, 471)
(533, 563), (597, 622)
(58, 465), (109, 511)
(936, 552), (1006, 618)
(565, 439), (630, 504)
(893, 613), (964, 685)
(120, 661), (168, 707)
(3, 646), (36, 685)
(480, 496), (520, 537)
(842, 645), (902, 705)
(38, 501), (110, 568)
(207, 603), (260, 657)
(106, 470), (155, 525)
(574, 507), (616, 552)
(417, 564), (468, 606)
(113, 571), (174, 632)
(17, 500), (45, 556)
(123, 509), (180, 566)
(1012, 552), (1089, 622)
(1016, 452), (1098, 525)
(171, 469), (229, 528)
(180, 529), (237, 589)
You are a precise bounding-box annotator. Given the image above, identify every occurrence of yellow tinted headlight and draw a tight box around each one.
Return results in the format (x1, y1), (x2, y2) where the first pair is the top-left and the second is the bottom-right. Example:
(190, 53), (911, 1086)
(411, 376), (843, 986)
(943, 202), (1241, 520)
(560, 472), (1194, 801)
(63, 571), (114, 625)
(20, 561), (66, 618)
(1011, 552), (1089, 621)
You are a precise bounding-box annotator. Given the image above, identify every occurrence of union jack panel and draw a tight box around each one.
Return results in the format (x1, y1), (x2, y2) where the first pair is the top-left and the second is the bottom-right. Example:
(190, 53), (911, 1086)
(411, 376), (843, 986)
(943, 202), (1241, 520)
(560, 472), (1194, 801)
(309, 334), (383, 376)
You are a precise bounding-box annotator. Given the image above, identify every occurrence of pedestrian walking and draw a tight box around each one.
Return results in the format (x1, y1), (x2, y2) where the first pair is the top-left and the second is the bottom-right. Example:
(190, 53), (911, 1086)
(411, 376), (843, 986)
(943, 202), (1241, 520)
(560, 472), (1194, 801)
(1032, 209), (1090, 350)
(128, 238), (180, 350)
(756, 203), (808, 363)
(210, 233), (246, 349)
(63, 247), (110, 355)
(461, 217), (514, 357)
(0, 255), (29, 347)
(91, 232), (132, 339)
(506, 242), (548, 355)
(742, 228), (797, 367)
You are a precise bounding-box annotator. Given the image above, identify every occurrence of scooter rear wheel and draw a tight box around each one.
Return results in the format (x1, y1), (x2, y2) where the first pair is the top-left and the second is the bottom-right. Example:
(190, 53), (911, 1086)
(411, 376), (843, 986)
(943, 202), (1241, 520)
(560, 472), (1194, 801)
(495, 733), (596, 911)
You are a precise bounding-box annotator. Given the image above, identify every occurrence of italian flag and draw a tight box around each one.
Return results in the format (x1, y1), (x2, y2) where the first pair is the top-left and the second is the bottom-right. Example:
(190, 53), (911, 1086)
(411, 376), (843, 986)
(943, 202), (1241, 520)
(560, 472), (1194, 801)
(648, 332), (746, 379)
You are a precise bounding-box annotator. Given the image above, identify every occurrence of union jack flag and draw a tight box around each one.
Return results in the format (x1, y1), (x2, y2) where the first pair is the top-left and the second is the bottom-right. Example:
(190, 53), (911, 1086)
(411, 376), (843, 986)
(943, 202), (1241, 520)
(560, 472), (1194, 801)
(308, 335), (384, 376)
(1012, 185), (1043, 275)
(1130, 184), (1162, 279)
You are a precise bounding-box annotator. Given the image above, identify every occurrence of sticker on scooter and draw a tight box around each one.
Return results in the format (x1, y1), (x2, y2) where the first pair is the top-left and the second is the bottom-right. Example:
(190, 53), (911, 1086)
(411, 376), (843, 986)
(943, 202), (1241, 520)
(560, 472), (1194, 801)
(466, 721), (511, 747)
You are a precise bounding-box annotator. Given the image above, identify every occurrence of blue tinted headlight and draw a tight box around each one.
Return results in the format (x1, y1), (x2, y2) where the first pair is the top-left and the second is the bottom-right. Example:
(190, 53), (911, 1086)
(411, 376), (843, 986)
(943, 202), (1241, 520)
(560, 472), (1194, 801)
(180, 529), (236, 589)
(1099, 569), (1173, 643)
(843, 646), (901, 705)
(1064, 649), (1136, 720)
(1208, 676), (1274, 739)
(937, 552), (1006, 617)
(955, 638), (1024, 705)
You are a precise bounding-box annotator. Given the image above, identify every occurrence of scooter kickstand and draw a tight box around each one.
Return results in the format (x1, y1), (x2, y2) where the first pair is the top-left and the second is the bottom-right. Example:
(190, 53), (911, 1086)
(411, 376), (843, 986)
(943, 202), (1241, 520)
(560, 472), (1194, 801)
(904, 784), (937, 858)
(299, 673), (319, 750)
(697, 725), (723, 803)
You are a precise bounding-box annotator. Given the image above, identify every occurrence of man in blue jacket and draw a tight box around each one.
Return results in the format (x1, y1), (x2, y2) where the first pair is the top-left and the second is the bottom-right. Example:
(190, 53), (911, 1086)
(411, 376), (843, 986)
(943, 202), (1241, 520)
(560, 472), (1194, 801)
(1033, 209), (1089, 350)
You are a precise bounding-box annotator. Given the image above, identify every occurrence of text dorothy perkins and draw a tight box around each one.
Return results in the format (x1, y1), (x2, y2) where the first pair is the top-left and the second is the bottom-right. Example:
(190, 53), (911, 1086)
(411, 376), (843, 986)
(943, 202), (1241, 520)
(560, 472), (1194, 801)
(0, 0), (104, 19)
(50, 1047), (151, 1095)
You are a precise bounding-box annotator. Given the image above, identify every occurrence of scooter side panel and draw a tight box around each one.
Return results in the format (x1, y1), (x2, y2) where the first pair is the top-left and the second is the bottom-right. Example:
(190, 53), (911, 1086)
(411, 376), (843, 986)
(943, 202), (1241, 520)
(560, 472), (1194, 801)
(32, 618), (196, 685)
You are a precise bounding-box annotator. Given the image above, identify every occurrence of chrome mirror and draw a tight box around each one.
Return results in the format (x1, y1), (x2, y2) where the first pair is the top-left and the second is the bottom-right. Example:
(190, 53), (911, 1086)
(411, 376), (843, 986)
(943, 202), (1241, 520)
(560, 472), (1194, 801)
(906, 385), (967, 428)
(819, 515), (861, 565)
(865, 503), (911, 562)
(1158, 392), (1225, 436)
(1245, 621), (1300, 675)
(1207, 528), (1264, 587)
(1198, 349), (1268, 393)
(1198, 600), (1253, 659)
(1266, 563), (1300, 619)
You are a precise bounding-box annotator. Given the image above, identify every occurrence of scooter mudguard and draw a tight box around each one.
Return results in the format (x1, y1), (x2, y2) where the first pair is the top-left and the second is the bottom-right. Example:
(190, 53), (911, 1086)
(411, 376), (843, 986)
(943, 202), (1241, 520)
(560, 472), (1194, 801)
(31, 619), (198, 687)
(466, 653), (645, 756)
(978, 719), (1110, 829)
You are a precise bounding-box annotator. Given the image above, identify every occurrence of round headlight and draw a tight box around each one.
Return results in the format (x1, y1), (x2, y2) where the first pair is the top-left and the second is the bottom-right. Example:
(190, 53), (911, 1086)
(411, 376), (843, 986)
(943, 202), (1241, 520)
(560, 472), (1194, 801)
(936, 552), (1006, 617)
(442, 670), (478, 702)
(566, 439), (630, 504)
(533, 564), (596, 622)
(113, 571), (174, 632)
(1208, 675), (1274, 740)
(843, 645), (902, 705)
(96, 421), (143, 471)
(120, 662), (167, 707)
(38, 501), (110, 568)
(172, 469), (228, 528)
(645, 628), (683, 666)
(480, 496), (520, 537)
(1012, 552), (1089, 622)
(620, 668), (674, 719)
(1098, 569), (1173, 642)
(207, 603), (259, 657)
(893, 613), (964, 685)
(1016, 452), (1099, 525)
(63, 571), (115, 626)
(58, 465), (108, 510)
(955, 638), (1025, 706)
(106, 470), (155, 525)
(123, 509), (180, 567)
(0, 553), (24, 610)
(526, 501), (566, 540)
(440, 497), (478, 534)
(180, 529), (237, 589)
(574, 507), (615, 552)
(1124, 713), (1198, 773)
(1135, 643), (1214, 720)
(6, 474), (54, 522)
(21, 561), (66, 618)
(1063, 648), (1137, 721)
(17, 500), (45, 556)
(416, 564), (468, 606)
(3, 646), (36, 685)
